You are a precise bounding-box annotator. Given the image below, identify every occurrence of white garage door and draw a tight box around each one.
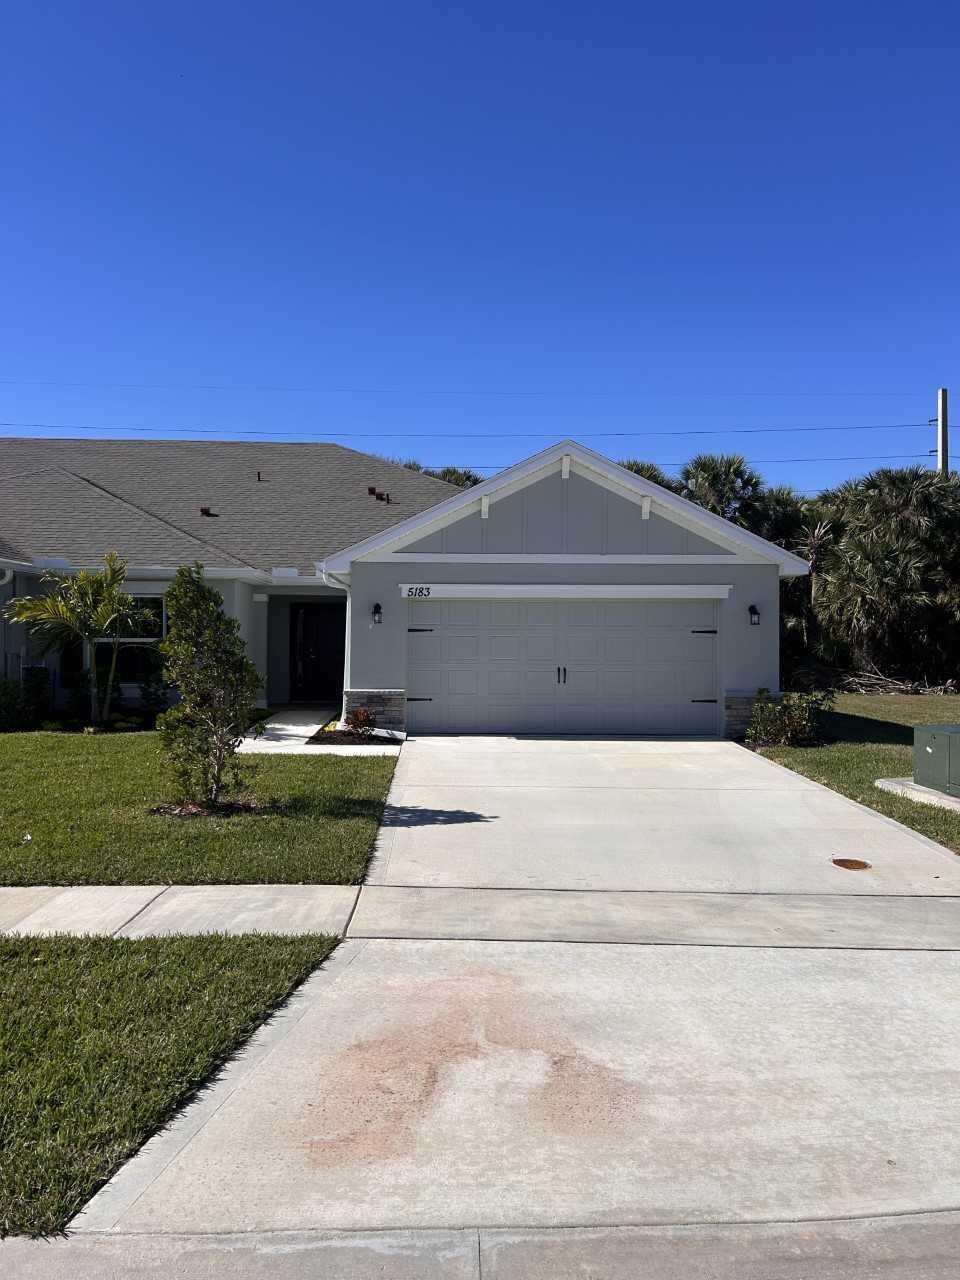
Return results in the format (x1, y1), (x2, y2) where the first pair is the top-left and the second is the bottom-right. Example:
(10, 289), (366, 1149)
(406, 598), (719, 734)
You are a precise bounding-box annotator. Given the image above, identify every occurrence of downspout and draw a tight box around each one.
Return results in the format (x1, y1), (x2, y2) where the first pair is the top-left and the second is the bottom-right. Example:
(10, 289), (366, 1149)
(0, 569), (13, 588)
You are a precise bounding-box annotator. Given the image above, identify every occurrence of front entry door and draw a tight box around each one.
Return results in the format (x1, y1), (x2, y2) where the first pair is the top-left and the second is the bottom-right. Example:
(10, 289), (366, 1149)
(290, 602), (346, 701)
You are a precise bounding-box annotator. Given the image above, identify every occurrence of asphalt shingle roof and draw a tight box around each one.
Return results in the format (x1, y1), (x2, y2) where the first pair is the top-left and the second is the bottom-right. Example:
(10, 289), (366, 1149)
(0, 438), (458, 574)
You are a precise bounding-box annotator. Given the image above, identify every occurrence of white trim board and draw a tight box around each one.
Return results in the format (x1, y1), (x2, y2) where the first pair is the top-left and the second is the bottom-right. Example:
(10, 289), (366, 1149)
(381, 552), (759, 565)
(399, 583), (733, 600)
(322, 439), (810, 577)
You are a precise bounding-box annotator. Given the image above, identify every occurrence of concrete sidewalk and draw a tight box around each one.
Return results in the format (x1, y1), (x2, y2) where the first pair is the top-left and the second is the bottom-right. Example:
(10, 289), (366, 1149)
(0, 883), (357, 937)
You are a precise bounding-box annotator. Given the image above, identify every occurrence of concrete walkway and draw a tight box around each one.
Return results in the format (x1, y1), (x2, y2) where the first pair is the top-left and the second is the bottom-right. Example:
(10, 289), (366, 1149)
(238, 703), (402, 756)
(0, 884), (357, 937)
(10, 735), (960, 1277)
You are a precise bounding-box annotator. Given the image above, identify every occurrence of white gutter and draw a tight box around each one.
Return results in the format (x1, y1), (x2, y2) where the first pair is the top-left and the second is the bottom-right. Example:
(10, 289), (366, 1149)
(320, 567), (350, 591)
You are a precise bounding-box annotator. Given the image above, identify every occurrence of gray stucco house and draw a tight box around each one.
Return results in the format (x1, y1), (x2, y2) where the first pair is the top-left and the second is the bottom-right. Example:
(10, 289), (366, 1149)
(0, 437), (808, 737)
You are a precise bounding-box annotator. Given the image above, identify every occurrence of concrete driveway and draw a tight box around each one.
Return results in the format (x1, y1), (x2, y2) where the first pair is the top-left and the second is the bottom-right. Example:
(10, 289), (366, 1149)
(26, 736), (960, 1278)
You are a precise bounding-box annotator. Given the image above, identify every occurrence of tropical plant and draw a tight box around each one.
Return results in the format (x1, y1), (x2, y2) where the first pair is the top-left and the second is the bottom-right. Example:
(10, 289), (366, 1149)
(678, 453), (765, 523)
(396, 459), (484, 487)
(157, 564), (263, 805)
(815, 528), (960, 676)
(616, 459), (681, 491)
(3, 552), (149, 725)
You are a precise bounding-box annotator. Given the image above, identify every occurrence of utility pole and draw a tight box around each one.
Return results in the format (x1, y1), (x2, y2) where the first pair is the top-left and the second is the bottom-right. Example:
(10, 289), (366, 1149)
(937, 387), (949, 475)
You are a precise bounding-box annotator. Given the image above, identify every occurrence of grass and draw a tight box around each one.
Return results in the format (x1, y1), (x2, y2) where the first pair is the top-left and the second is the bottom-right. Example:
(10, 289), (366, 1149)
(761, 693), (960, 855)
(0, 932), (336, 1237)
(0, 731), (395, 885)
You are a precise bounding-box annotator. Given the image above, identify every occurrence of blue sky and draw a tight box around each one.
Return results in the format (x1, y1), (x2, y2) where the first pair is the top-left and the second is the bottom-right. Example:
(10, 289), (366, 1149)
(3, 2), (955, 492)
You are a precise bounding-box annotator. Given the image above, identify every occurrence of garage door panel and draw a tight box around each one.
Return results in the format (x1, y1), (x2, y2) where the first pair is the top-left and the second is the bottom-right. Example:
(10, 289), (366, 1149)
(409, 633), (442, 663)
(526, 667), (561, 695)
(490, 633), (521, 660)
(489, 669), (523, 696)
(526, 631), (560, 661)
(566, 603), (601, 627)
(564, 668), (600, 696)
(448, 669), (479, 695)
(406, 598), (719, 735)
(527, 603), (559, 626)
(492, 602), (523, 626)
(448, 634), (480, 661)
(408, 665), (443, 695)
(447, 602), (483, 626)
(604, 633), (636, 662)
(566, 630), (603, 660)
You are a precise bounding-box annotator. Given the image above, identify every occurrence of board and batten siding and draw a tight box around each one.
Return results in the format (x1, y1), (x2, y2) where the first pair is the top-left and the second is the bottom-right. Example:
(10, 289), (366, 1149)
(403, 470), (734, 557)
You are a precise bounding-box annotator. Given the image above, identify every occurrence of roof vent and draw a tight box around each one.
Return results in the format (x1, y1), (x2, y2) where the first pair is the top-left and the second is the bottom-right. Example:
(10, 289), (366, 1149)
(200, 506), (219, 518)
(368, 486), (377, 496)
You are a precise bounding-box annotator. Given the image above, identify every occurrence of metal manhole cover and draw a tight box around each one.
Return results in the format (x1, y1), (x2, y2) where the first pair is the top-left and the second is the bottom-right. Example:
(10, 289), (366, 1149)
(832, 857), (872, 871)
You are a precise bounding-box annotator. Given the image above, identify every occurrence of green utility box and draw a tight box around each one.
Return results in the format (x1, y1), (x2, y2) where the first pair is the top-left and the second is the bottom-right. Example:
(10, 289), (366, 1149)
(914, 725), (960, 798)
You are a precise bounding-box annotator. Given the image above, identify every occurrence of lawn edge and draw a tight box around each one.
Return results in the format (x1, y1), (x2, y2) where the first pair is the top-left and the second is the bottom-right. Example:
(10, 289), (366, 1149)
(67, 937), (366, 1235)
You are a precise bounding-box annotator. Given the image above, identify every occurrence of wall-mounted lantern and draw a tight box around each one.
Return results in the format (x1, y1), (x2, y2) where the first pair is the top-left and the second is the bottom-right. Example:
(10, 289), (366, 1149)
(372, 602), (383, 625)
(748, 604), (761, 626)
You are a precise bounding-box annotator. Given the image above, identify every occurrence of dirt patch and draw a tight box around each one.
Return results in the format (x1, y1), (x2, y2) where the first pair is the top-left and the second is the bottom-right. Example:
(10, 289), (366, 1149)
(301, 970), (645, 1167)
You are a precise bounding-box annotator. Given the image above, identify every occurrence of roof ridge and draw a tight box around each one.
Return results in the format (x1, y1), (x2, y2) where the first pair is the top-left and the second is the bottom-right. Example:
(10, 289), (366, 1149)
(56, 469), (262, 572)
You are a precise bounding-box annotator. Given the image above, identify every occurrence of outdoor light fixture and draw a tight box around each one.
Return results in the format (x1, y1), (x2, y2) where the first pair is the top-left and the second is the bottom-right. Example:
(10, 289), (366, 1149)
(748, 604), (761, 626)
(372, 602), (383, 625)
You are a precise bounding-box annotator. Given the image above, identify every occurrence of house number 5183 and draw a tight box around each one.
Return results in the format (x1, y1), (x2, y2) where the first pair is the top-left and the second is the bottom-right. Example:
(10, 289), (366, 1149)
(406, 585), (431, 597)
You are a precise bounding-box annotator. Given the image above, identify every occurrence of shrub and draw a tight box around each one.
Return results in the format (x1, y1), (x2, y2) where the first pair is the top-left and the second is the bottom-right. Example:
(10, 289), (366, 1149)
(65, 670), (92, 724)
(0, 678), (24, 731)
(157, 564), (263, 806)
(746, 687), (834, 748)
(20, 666), (51, 725)
(138, 671), (171, 717)
(345, 707), (377, 735)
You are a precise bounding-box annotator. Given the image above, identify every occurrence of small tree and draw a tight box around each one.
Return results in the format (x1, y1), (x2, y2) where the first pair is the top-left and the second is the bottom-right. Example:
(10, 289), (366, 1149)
(157, 564), (263, 805)
(3, 551), (148, 725)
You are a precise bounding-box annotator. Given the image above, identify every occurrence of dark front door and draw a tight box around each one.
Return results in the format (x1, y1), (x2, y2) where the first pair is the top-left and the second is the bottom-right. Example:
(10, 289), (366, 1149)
(289, 602), (346, 701)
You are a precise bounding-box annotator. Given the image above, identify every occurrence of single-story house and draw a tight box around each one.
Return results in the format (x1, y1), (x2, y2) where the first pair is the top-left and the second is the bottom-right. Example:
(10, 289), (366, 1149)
(0, 436), (808, 736)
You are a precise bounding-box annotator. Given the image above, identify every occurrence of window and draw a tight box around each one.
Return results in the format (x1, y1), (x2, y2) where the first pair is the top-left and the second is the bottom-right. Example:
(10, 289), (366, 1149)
(94, 595), (166, 684)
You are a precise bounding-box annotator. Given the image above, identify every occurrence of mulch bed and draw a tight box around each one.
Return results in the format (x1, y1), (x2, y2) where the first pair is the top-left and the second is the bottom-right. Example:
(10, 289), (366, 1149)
(305, 729), (398, 746)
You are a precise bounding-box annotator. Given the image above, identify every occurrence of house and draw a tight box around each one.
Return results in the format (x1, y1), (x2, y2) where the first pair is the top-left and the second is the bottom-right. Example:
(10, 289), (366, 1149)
(0, 437), (808, 736)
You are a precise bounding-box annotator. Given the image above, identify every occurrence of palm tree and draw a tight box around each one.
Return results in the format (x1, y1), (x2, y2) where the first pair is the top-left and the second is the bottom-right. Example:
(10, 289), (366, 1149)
(750, 484), (805, 547)
(616, 459), (681, 492)
(4, 552), (149, 724)
(678, 453), (765, 523)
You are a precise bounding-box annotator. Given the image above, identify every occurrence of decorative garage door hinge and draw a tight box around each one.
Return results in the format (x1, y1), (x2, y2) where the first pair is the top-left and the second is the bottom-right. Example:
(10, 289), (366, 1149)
(406, 696), (433, 701)
(690, 629), (718, 634)
(690, 698), (718, 703)
(407, 627), (435, 632)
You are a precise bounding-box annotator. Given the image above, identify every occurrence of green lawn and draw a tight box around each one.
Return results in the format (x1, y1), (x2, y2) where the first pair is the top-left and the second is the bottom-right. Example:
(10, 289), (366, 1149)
(0, 732), (395, 884)
(0, 933), (336, 1237)
(761, 693), (960, 856)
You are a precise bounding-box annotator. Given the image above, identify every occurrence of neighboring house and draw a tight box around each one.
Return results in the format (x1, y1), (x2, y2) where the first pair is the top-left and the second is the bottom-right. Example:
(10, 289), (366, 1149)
(0, 437), (808, 736)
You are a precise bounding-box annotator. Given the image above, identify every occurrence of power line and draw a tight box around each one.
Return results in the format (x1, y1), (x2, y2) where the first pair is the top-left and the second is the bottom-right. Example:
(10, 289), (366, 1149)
(0, 378), (925, 397)
(419, 453), (932, 471)
(0, 419), (931, 439)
